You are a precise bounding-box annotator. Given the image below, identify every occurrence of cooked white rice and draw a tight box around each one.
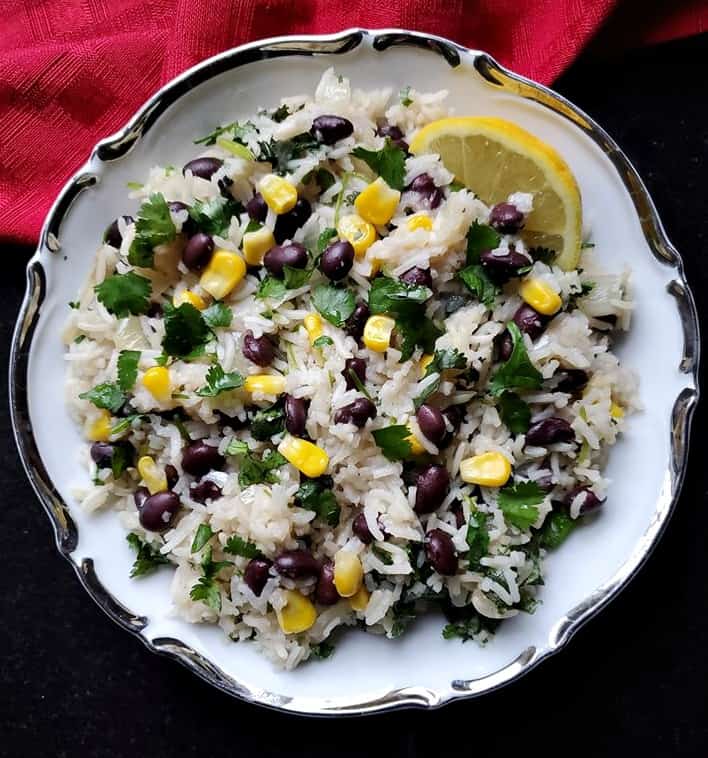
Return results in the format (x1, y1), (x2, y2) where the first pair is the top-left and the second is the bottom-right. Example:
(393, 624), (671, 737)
(63, 69), (638, 669)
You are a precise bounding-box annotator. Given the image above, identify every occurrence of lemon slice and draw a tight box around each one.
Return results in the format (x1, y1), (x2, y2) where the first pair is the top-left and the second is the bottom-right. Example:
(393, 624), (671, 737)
(409, 116), (582, 270)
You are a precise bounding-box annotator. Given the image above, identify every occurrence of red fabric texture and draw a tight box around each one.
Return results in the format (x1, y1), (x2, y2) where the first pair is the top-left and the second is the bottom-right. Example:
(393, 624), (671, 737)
(1, 0), (706, 245)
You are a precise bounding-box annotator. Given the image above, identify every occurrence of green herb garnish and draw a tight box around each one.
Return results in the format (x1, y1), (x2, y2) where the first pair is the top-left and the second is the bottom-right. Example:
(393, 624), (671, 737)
(202, 302), (233, 329)
(224, 534), (262, 559)
(79, 382), (125, 413)
(162, 302), (211, 358)
(372, 425), (414, 461)
(351, 138), (406, 190)
(189, 546), (233, 612)
(117, 350), (140, 392)
(496, 391), (531, 434)
(128, 193), (176, 268)
(188, 196), (242, 237)
(127, 533), (170, 577)
(312, 283), (356, 327)
(94, 271), (152, 318)
(196, 364), (244, 397)
(191, 524), (215, 553)
(295, 478), (340, 526)
(489, 323), (543, 396)
(497, 481), (545, 530)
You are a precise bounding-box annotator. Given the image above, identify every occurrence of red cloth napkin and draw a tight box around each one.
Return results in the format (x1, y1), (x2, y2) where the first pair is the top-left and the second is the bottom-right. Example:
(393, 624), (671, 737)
(1, 0), (706, 245)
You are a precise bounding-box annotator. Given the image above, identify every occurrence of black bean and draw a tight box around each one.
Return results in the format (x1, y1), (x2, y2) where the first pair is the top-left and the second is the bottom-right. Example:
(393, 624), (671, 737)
(182, 232), (214, 271)
(414, 465), (450, 514)
(165, 464), (179, 489)
(311, 115), (354, 145)
(183, 157), (223, 180)
(244, 558), (272, 596)
(489, 202), (525, 234)
(352, 512), (374, 544)
(139, 491), (181, 531)
(555, 369), (589, 394)
(246, 193), (268, 223)
(274, 198), (312, 244)
(440, 405), (464, 449)
(400, 266), (432, 288)
(513, 303), (546, 339)
(408, 173), (443, 209)
(449, 500), (465, 529)
(315, 561), (339, 605)
(284, 394), (308, 437)
(90, 442), (114, 468)
(526, 417), (575, 446)
(565, 486), (603, 515)
(263, 242), (308, 278)
(181, 441), (225, 477)
(273, 549), (320, 579)
(416, 404), (447, 446)
(342, 357), (366, 390)
(189, 479), (222, 504)
(424, 529), (458, 575)
(103, 216), (133, 248)
(242, 331), (275, 367)
(133, 486), (150, 510)
(480, 245), (531, 280)
(334, 398), (377, 428)
(146, 302), (163, 319)
(168, 201), (197, 236)
(344, 301), (370, 342)
(376, 123), (409, 152)
(496, 330), (513, 361)
(319, 240), (354, 281)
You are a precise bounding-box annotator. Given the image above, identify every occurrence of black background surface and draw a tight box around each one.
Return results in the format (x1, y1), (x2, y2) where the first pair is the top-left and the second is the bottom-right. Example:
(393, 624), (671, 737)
(2, 34), (707, 758)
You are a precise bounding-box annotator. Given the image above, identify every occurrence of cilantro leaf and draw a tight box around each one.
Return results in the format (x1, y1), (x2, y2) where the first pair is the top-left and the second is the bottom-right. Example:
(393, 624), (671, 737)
(395, 313), (443, 362)
(529, 246), (557, 265)
(310, 641), (335, 659)
(368, 276), (432, 316)
(540, 510), (575, 549)
(442, 608), (499, 642)
(390, 601), (417, 638)
(372, 425), (413, 461)
(226, 441), (288, 487)
(196, 364), (244, 397)
(250, 402), (285, 441)
(94, 272), (152, 318)
(304, 169), (336, 194)
(79, 382), (125, 413)
(295, 478), (340, 526)
(283, 265), (313, 289)
(317, 227), (338, 253)
(399, 85), (413, 107)
(466, 221), (501, 265)
(414, 349), (468, 408)
(488, 323), (543, 396)
(191, 524), (214, 553)
(269, 104), (291, 122)
(257, 133), (320, 174)
(194, 120), (255, 146)
(312, 283), (356, 327)
(188, 196), (242, 237)
(117, 350), (140, 392)
(256, 276), (288, 301)
(351, 139), (406, 190)
(466, 511), (490, 568)
(313, 335), (334, 349)
(202, 302), (233, 329)
(496, 392), (531, 434)
(127, 533), (170, 577)
(189, 546), (233, 611)
(110, 442), (133, 479)
(128, 193), (176, 267)
(162, 302), (211, 358)
(458, 264), (500, 307)
(224, 534), (262, 559)
(497, 481), (545, 530)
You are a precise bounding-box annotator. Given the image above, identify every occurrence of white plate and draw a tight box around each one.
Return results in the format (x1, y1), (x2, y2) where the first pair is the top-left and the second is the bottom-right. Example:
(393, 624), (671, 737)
(10, 28), (699, 715)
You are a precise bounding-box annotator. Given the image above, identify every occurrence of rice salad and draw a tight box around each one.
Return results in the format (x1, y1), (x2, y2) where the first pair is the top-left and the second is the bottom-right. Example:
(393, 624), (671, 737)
(64, 69), (637, 669)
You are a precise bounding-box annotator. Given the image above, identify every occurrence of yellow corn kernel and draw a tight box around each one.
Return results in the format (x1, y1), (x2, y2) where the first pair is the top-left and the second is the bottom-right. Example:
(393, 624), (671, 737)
(333, 551), (364, 598)
(519, 278), (562, 316)
(349, 584), (370, 612)
(278, 435), (329, 478)
(243, 374), (286, 395)
(363, 315), (395, 352)
(173, 289), (206, 310)
(137, 455), (167, 495)
(407, 214), (433, 232)
(259, 174), (298, 214)
(610, 402), (624, 419)
(303, 313), (323, 345)
(276, 590), (317, 634)
(406, 427), (426, 456)
(419, 353), (434, 377)
(200, 250), (246, 300)
(142, 366), (172, 402)
(460, 451), (512, 488)
(354, 177), (401, 226)
(337, 214), (377, 257)
(86, 410), (112, 442)
(242, 226), (275, 266)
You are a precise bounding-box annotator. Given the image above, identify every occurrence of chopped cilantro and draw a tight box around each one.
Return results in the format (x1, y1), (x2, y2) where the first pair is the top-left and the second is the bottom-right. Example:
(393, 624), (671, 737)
(310, 641), (335, 660)
(304, 169), (336, 194)
(399, 85), (413, 107)
(189, 546), (233, 612)
(269, 104), (291, 123)
(127, 533), (169, 577)
(540, 510), (575, 549)
(390, 601), (417, 638)
(283, 265), (313, 289)
(110, 414), (141, 436)
(346, 368), (374, 402)
(497, 481), (545, 530)
(195, 364), (244, 397)
(368, 276), (431, 316)
(194, 120), (256, 146)
(442, 608), (498, 642)
(117, 350), (140, 392)
(68, 300), (80, 309)
(466, 221), (501, 265)
(191, 524), (215, 553)
(257, 133), (320, 174)
(395, 313), (443, 362)
(162, 302), (211, 358)
(79, 382), (125, 413)
(110, 442), (133, 479)
(496, 392), (531, 434)
(351, 139), (407, 190)
(313, 335), (334, 349)
(224, 534), (262, 559)
(372, 425), (413, 461)
(128, 193), (176, 268)
(94, 271), (152, 317)
(372, 544), (394, 565)
(250, 402), (285, 441)
(256, 276), (288, 301)
(201, 302), (233, 329)
(188, 196), (242, 237)
(488, 323), (543, 396)
(295, 478), (340, 526)
(458, 264), (500, 307)
(448, 180), (465, 192)
(466, 511), (490, 568)
(529, 246), (557, 264)
(312, 283), (356, 327)
(317, 227), (338, 253)
(73, 334), (86, 344)
(413, 348), (468, 409)
(226, 441), (287, 487)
